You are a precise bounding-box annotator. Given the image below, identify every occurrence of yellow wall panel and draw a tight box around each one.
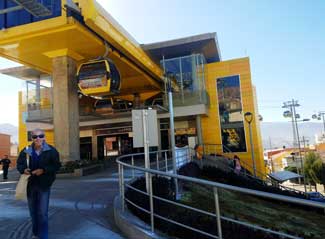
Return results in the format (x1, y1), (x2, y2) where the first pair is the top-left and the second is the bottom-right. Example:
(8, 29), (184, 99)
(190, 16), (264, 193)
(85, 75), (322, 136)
(202, 57), (265, 176)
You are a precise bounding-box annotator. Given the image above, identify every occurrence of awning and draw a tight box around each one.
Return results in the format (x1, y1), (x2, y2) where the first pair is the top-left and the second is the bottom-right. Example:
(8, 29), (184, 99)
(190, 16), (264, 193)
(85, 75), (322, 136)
(269, 171), (302, 183)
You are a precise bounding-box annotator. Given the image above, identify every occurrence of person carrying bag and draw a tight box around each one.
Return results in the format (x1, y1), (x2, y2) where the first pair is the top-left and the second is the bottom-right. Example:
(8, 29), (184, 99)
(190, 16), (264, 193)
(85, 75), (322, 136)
(15, 147), (31, 200)
(16, 129), (61, 239)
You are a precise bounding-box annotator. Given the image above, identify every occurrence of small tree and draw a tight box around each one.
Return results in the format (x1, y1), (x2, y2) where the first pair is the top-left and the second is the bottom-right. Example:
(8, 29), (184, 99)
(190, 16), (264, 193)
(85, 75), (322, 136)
(304, 152), (322, 189)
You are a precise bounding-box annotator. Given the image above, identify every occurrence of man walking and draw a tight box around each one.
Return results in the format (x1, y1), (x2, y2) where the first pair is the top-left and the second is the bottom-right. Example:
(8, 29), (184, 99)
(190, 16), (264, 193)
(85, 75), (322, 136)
(0, 154), (11, 180)
(17, 129), (61, 239)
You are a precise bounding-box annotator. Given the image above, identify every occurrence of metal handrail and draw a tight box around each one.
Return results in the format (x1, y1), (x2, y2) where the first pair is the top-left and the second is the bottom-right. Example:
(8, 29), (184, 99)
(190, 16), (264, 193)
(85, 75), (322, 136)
(201, 144), (307, 196)
(116, 150), (325, 239)
(200, 143), (268, 180)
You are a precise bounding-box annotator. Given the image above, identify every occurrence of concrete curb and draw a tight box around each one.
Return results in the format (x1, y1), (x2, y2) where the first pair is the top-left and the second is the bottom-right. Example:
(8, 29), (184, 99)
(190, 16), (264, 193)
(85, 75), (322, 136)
(113, 196), (167, 239)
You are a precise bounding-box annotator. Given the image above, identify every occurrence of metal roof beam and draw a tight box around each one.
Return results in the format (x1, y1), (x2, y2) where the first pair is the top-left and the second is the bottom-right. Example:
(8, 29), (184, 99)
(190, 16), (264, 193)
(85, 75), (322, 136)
(0, 5), (23, 15)
(11, 0), (52, 17)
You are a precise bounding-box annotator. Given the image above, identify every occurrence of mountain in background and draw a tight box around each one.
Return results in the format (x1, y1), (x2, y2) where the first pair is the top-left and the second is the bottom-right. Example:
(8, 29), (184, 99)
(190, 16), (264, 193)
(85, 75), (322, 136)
(260, 122), (323, 149)
(0, 123), (18, 143)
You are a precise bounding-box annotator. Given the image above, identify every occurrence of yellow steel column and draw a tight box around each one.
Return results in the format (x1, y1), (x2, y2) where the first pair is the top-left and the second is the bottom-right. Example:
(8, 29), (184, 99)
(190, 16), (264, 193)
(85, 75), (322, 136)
(52, 55), (80, 162)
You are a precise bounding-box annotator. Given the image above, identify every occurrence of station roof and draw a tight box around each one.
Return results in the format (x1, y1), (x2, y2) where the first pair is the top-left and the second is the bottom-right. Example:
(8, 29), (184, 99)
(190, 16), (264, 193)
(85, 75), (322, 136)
(0, 0), (164, 95)
(141, 33), (221, 64)
(0, 66), (44, 80)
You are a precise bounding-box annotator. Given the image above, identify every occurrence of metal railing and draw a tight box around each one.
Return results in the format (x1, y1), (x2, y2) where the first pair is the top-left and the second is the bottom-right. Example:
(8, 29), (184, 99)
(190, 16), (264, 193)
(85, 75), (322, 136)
(116, 149), (325, 239)
(201, 144), (308, 196)
(164, 90), (209, 107)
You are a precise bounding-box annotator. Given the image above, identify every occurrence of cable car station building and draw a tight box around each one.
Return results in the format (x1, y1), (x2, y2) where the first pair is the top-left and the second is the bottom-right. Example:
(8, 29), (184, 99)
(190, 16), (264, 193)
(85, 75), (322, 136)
(0, 0), (265, 174)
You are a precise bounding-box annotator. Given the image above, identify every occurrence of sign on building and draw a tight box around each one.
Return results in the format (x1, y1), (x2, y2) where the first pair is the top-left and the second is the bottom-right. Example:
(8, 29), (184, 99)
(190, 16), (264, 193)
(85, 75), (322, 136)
(132, 110), (158, 148)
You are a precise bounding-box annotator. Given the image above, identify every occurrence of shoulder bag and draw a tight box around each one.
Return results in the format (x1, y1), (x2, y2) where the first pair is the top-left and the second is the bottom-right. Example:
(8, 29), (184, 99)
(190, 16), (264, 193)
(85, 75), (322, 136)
(15, 147), (31, 201)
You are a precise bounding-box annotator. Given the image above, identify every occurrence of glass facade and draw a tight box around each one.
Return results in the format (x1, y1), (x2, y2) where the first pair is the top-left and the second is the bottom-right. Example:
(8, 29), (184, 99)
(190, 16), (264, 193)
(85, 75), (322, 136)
(23, 78), (52, 109)
(0, 0), (62, 29)
(162, 54), (205, 92)
(161, 54), (208, 106)
(22, 77), (53, 122)
(217, 75), (247, 152)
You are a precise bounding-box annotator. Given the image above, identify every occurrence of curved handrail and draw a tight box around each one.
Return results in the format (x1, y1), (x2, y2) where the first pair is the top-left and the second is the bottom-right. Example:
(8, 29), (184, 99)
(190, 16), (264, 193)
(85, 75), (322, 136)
(116, 150), (325, 239)
(201, 144), (307, 196)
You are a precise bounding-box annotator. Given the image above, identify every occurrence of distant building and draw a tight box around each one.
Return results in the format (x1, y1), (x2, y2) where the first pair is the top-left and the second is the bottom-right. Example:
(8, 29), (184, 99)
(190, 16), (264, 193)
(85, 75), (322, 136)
(10, 143), (18, 157)
(265, 148), (293, 172)
(315, 133), (325, 144)
(0, 133), (11, 158)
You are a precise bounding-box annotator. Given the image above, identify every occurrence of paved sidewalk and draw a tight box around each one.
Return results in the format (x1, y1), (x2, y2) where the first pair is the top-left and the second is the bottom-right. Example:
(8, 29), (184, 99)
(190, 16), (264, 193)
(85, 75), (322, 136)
(0, 167), (127, 239)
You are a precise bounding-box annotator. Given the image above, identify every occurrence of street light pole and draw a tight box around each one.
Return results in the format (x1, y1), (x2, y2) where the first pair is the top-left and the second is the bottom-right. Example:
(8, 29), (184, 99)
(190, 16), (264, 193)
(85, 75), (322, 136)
(167, 74), (178, 197)
(244, 112), (256, 177)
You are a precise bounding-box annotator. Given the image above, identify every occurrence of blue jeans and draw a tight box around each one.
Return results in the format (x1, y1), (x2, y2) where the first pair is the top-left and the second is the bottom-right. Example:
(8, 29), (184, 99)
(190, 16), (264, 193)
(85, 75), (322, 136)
(27, 183), (50, 239)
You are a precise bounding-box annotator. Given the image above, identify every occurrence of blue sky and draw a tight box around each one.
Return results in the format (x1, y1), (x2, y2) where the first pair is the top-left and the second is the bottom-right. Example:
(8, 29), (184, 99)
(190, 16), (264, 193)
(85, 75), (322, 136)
(0, 0), (325, 125)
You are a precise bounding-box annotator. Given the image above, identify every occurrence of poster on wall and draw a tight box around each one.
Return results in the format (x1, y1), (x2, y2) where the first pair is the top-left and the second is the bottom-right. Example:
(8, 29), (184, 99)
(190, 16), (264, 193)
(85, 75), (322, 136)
(216, 75), (247, 152)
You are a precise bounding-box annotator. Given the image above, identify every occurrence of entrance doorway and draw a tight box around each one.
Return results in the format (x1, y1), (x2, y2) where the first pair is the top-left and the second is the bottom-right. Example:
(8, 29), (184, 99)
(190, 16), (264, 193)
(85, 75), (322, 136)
(97, 134), (133, 160)
(80, 137), (92, 160)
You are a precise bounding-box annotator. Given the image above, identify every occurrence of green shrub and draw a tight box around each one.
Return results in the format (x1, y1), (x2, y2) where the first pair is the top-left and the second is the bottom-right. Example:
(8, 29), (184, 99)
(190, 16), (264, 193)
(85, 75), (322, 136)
(57, 159), (103, 174)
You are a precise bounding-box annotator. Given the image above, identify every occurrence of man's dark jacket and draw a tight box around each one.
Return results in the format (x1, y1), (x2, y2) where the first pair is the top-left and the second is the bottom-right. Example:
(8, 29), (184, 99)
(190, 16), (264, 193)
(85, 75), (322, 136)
(17, 143), (61, 190)
(0, 158), (11, 168)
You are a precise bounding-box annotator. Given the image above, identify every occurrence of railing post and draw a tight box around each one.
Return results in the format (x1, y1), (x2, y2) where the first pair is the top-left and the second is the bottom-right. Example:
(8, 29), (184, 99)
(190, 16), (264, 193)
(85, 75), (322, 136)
(213, 187), (223, 239)
(118, 163), (122, 196)
(165, 151), (168, 172)
(187, 146), (191, 163)
(149, 173), (155, 233)
(121, 165), (125, 212)
(156, 152), (160, 171)
(131, 155), (135, 178)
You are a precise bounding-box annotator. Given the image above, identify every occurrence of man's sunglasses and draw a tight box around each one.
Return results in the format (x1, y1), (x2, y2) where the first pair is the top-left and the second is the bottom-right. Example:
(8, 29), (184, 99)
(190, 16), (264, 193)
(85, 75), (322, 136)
(31, 134), (45, 139)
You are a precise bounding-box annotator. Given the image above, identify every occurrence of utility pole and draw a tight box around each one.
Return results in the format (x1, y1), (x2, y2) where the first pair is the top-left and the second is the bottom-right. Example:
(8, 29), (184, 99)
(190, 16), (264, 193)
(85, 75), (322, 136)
(300, 136), (310, 191)
(319, 112), (325, 134)
(282, 100), (298, 148)
(300, 136), (309, 161)
(312, 111), (325, 137)
(268, 137), (274, 172)
(283, 99), (307, 193)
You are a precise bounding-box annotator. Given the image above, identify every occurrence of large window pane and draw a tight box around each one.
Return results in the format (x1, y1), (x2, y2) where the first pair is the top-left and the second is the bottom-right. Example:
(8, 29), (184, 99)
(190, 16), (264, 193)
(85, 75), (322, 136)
(217, 75), (247, 152)
(181, 56), (194, 91)
(161, 54), (206, 94)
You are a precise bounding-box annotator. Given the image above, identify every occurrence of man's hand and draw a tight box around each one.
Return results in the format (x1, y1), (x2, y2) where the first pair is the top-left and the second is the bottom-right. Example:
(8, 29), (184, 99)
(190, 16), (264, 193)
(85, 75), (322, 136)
(31, 169), (44, 176)
(24, 168), (31, 175)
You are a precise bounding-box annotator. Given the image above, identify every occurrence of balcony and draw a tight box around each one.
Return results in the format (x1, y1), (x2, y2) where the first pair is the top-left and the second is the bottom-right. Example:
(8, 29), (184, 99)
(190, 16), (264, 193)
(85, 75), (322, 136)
(165, 90), (209, 107)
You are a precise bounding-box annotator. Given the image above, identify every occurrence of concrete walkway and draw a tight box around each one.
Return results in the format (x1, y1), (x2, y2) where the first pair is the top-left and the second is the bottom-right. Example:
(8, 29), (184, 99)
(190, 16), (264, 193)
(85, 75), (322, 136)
(0, 166), (127, 239)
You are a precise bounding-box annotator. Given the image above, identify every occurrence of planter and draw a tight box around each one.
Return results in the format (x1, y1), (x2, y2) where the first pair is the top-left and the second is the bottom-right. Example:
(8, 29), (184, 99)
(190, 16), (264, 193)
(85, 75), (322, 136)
(57, 164), (103, 178)
(74, 164), (104, 176)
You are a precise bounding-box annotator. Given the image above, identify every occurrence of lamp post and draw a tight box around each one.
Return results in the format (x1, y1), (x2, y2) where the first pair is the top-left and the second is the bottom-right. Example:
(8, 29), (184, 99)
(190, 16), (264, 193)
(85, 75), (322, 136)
(166, 73), (178, 197)
(244, 112), (256, 177)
